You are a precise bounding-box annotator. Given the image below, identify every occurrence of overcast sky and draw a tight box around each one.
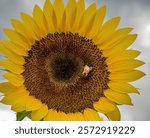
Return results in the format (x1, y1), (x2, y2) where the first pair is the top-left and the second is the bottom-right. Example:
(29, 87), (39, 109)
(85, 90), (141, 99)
(0, 0), (150, 121)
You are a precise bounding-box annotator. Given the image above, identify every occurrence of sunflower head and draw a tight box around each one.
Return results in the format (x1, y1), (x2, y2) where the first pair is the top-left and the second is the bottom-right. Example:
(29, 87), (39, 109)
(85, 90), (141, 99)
(0, 0), (145, 121)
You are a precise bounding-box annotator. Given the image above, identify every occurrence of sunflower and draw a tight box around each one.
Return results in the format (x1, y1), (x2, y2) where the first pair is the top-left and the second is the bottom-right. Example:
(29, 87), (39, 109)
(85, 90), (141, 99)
(0, 0), (145, 121)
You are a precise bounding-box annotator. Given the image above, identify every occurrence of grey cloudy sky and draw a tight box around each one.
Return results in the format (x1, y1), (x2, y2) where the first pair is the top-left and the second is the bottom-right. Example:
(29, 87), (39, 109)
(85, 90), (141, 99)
(0, 0), (150, 121)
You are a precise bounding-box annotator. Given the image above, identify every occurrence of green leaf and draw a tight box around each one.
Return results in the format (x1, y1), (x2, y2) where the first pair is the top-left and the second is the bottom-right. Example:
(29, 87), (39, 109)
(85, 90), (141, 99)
(16, 111), (31, 121)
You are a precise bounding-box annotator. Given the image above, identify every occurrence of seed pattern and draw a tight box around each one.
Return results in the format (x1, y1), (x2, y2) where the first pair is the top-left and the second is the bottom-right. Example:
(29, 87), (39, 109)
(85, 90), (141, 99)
(22, 32), (110, 113)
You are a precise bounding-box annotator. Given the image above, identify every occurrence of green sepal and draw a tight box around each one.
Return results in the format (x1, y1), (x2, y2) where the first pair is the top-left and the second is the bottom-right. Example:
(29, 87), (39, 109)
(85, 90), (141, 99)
(16, 111), (31, 121)
(0, 68), (8, 71)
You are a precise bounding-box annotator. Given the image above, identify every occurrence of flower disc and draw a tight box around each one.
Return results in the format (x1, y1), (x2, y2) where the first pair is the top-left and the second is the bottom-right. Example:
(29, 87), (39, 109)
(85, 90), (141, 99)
(23, 32), (109, 113)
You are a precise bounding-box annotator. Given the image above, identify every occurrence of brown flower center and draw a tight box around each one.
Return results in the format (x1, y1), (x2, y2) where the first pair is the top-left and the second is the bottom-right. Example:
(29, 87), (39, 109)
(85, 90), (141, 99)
(22, 32), (109, 113)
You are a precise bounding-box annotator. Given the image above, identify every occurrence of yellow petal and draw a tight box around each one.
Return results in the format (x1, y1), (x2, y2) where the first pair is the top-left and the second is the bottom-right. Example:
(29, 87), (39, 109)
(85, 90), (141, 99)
(11, 100), (26, 112)
(83, 108), (103, 121)
(108, 59), (145, 72)
(87, 5), (106, 39)
(104, 34), (137, 57)
(93, 97), (116, 114)
(66, 112), (84, 121)
(95, 17), (120, 43)
(21, 12), (39, 40)
(53, 0), (64, 31)
(110, 70), (145, 82)
(0, 40), (27, 56)
(72, 0), (85, 32)
(102, 16), (121, 32)
(11, 19), (25, 35)
(64, 0), (76, 31)
(44, 110), (70, 121)
(0, 82), (18, 95)
(11, 105), (26, 112)
(44, 109), (58, 121)
(11, 92), (29, 112)
(0, 46), (25, 65)
(108, 81), (139, 94)
(79, 3), (96, 36)
(3, 28), (30, 50)
(44, 110), (84, 121)
(33, 5), (47, 36)
(104, 89), (133, 105)
(0, 60), (24, 74)
(61, 10), (66, 32)
(11, 19), (35, 44)
(57, 112), (69, 121)
(31, 104), (48, 121)
(43, 0), (55, 33)
(26, 96), (42, 111)
(3, 72), (24, 87)
(1, 95), (16, 105)
(1, 90), (28, 105)
(99, 28), (133, 49)
(106, 50), (141, 65)
(106, 105), (121, 121)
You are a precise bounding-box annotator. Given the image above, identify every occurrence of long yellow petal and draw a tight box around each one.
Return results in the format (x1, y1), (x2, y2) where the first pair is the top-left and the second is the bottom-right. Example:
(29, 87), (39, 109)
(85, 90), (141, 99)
(21, 12), (40, 40)
(44, 110), (84, 121)
(61, 10), (66, 32)
(11, 19), (26, 36)
(3, 72), (24, 87)
(104, 89), (133, 105)
(108, 81), (139, 94)
(0, 46), (25, 65)
(11, 91), (29, 112)
(11, 99), (27, 112)
(64, 0), (76, 31)
(83, 108), (103, 121)
(0, 60), (24, 74)
(53, 0), (64, 31)
(72, 0), (85, 32)
(87, 5), (106, 39)
(95, 17), (120, 43)
(44, 109), (58, 121)
(1, 90), (28, 105)
(106, 50), (141, 65)
(56, 112), (69, 121)
(0, 82), (15, 95)
(44, 110), (74, 121)
(26, 96), (42, 111)
(99, 28), (133, 49)
(104, 34), (137, 57)
(1, 95), (16, 105)
(79, 3), (96, 36)
(11, 19), (35, 44)
(110, 70), (145, 82)
(33, 5), (47, 36)
(0, 82), (22, 95)
(106, 105), (121, 121)
(66, 112), (84, 121)
(93, 97), (116, 114)
(109, 59), (145, 72)
(11, 104), (26, 112)
(43, 0), (55, 33)
(3, 28), (30, 50)
(0, 40), (27, 56)
(102, 16), (121, 33)
(31, 104), (48, 121)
